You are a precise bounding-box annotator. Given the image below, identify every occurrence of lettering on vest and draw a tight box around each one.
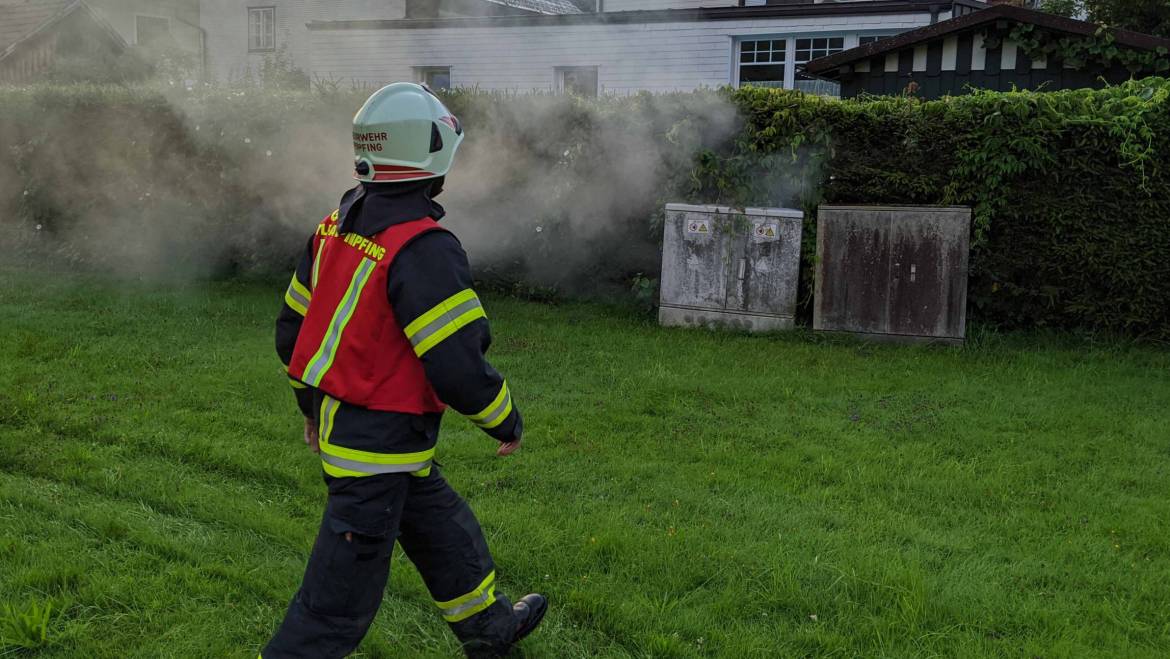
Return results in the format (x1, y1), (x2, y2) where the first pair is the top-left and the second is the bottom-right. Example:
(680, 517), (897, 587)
(315, 222), (388, 261)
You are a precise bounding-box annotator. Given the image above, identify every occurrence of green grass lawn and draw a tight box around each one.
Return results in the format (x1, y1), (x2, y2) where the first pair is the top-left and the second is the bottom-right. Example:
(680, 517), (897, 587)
(1, 268), (1168, 658)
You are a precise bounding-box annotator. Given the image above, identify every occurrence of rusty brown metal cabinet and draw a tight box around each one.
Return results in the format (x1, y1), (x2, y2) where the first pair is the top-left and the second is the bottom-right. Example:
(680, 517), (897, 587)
(659, 204), (803, 332)
(814, 205), (971, 344)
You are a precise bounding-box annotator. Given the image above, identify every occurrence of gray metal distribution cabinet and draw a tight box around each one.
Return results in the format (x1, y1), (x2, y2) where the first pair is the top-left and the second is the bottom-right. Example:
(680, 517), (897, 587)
(814, 205), (971, 344)
(659, 203), (803, 332)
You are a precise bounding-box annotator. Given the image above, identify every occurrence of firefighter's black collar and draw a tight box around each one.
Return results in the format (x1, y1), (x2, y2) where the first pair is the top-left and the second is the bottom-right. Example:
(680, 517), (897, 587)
(337, 178), (446, 237)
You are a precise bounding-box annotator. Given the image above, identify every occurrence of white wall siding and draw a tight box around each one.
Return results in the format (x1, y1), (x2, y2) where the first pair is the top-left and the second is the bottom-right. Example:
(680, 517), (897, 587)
(88, 0), (202, 53)
(309, 14), (930, 93)
(306, 0), (406, 21)
(200, 0), (309, 82)
(200, 0), (406, 82)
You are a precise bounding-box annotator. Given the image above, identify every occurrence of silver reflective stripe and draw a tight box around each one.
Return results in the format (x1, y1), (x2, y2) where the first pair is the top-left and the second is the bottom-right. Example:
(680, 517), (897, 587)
(320, 453), (432, 475)
(303, 258), (376, 385)
(286, 283), (310, 311)
(475, 392), (511, 428)
(443, 590), (495, 620)
(407, 296), (484, 348)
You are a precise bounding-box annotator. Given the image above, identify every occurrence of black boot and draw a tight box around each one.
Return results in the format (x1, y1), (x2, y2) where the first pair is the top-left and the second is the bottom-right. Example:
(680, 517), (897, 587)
(512, 594), (548, 645)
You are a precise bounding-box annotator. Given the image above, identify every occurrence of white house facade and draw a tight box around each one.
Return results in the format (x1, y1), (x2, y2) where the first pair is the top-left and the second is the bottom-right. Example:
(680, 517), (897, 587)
(199, 0), (988, 94)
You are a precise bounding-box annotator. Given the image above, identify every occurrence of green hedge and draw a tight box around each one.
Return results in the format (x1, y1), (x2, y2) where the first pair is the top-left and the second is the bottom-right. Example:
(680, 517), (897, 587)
(1, 81), (1167, 337)
(717, 80), (1170, 338)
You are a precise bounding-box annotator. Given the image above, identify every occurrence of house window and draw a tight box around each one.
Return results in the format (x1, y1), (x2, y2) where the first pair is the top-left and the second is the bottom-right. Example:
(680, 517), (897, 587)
(738, 39), (786, 88)
(416, 67), (452, 91)
(135, 15), (170, 47)
(794, 36), (844, 96)
(557, 66), (598, 97)
(248, 7), (276, 52)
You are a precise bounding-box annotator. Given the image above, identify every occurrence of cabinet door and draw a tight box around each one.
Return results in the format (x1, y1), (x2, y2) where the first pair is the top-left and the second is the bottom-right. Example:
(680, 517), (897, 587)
(660, 208), (732, 311)
(814, 208), (893, 334)
(887, 210), (969, 338)
(733, 215), (802, 317)
(723, 213), (750, 312)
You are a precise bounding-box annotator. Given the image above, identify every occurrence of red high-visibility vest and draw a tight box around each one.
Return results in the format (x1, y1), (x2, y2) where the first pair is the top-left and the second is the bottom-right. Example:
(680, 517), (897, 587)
(288, 212), (447, 414)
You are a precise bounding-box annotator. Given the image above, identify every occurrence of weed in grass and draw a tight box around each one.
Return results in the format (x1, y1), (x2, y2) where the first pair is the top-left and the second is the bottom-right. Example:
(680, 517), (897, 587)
(0, 600), (52, 651)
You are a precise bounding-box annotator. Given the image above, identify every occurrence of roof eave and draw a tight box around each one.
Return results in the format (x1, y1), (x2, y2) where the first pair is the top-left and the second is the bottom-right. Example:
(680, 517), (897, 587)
(804, 4), (1170, 76)
(308, 1), (956, 31)
(0, 0), (127, 64)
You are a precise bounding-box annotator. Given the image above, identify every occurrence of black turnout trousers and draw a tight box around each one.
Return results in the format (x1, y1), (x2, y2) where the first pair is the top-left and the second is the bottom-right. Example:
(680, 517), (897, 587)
(262, 468), (516, 658)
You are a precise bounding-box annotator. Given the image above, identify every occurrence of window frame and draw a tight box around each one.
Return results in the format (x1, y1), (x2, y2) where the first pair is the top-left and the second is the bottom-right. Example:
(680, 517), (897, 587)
(733, 33), (851, 94)
(247, 6), (277, 53)
(415, 66), (453, 91)
(736, 37), (789, 89)
(134, 14), (171, 47)
(555, 66), (599, 97)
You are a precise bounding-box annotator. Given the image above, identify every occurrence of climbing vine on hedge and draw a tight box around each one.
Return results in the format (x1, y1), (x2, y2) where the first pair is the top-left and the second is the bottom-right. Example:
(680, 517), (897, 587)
(999, 23), (1170, 75)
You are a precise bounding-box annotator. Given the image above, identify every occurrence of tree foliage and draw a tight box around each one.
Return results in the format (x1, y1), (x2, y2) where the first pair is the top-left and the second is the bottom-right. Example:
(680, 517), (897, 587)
(1041, 0), (1170, 38)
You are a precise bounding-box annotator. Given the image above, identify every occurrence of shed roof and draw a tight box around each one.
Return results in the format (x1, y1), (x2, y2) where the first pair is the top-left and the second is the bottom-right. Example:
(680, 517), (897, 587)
(804, 4), (1170, 78)
(0, 0), (124, 62)
(482, 0), (585, 14)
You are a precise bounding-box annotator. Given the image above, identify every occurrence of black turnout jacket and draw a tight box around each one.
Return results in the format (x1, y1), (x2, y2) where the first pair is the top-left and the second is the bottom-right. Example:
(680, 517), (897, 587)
(275, 179), (522, 448)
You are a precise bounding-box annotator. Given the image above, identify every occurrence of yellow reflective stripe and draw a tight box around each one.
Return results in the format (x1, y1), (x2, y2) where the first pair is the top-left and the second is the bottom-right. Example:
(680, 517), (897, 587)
(404, 289), (478, 336)
(311, 236), (326, 289)
(468, 381), (512, 429)
(302, 258), (376, 386)
(435, 571), (497, 623)
(284, 272), (311, 316)
(318, 394), (434, 478)
(289, 376), (307, 390)
(320, 462), (432, 478)
(403, 289), (486, 357)
(320, 395), (341, 446)
(319, 441), (435, 467)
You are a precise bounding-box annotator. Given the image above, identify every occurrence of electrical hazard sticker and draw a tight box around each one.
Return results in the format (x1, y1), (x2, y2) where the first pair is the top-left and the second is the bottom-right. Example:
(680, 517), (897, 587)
(686, 220), (711, 235)
(753, 222), (780, 241)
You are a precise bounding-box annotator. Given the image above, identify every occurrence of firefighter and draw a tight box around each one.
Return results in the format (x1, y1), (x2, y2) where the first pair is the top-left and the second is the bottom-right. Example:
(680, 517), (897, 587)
(264, 82), (546, 658)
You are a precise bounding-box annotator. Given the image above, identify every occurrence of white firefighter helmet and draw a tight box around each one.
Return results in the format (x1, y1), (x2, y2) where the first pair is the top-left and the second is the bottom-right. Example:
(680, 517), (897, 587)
(351, 82), (464, 183)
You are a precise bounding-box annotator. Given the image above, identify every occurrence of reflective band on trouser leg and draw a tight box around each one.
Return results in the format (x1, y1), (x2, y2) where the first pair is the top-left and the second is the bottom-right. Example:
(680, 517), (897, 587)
(435, 571), (497, 623)
(284, 273), (311, 316)
(468, 381), (512, 430)
(302, 258), (377, 386)
(403, 289), (486, 357)
(318, 395), (435, 478)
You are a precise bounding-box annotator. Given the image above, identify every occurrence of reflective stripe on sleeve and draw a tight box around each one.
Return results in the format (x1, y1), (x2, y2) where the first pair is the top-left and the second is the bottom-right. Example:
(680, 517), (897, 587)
(318, 395), (435, 479)
(284, 273), (311, 316)
(302, 257), (377, 386)
(468, 381), (512, 430)
(403, 289), (486, 357)
(435, 571), (497, 623)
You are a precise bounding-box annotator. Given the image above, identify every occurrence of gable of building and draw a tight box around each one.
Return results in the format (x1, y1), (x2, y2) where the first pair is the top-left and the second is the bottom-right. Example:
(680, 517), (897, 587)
(803, 4), (1170, 97)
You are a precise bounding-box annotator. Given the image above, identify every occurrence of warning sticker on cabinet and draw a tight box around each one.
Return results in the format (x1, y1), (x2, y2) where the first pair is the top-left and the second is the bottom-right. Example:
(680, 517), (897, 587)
(753, 222), (779, 241)
(686, 220), (711, 235)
